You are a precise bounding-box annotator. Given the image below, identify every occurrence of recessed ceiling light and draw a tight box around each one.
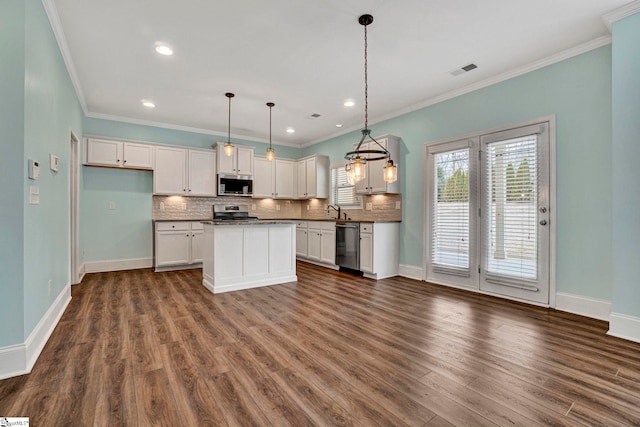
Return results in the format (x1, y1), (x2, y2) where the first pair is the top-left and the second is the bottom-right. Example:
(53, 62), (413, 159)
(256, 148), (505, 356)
(154, 42), (173, 56)
(141, 99), (155, 108)
(343, 99), (355, 107)
(335, 124), (343, 128)
(286, 127), (295, 133)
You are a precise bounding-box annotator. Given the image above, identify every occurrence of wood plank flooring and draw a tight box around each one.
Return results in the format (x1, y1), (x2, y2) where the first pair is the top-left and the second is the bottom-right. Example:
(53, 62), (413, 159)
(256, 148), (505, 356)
(1, 261), (640, 426)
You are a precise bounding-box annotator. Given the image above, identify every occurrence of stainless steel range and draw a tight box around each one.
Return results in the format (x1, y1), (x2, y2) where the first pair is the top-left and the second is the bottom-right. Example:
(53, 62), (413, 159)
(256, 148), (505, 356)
(213, 204), (259, 221)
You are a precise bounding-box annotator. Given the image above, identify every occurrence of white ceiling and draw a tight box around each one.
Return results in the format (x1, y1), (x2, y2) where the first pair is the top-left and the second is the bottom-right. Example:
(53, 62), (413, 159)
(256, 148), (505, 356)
(49, 0), (630, 147)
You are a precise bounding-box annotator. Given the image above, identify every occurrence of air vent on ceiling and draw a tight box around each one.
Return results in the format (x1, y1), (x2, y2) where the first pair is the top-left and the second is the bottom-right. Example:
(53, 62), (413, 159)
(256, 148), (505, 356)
(450, 63), (478, 76)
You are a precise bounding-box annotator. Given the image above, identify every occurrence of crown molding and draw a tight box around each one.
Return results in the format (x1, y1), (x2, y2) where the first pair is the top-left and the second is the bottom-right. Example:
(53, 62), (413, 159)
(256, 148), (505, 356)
(41, 0), (88, 114)
(303, 35), (612, 148)
(85, 111), (301, 148)
(603, 1), (640, 32)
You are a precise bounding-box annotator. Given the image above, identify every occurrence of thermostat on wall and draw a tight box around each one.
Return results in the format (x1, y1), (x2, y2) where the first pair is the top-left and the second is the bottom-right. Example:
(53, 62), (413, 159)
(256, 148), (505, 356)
(50, 154), (59, 172)
(28, 159), (40, 180)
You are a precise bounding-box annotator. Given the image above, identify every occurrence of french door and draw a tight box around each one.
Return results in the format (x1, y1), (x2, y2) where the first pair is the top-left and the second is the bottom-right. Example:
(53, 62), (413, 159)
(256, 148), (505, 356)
(426, 121), (551, 305)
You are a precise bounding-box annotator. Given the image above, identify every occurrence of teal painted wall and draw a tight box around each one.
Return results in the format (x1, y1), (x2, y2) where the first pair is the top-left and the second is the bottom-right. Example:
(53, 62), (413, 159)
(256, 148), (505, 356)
(81, 117), (302, 263)
(0, 0), (26, 347)
(304, 46), (613, 300)
(22, 0), (83, 337)
(611, 13), (640, 317)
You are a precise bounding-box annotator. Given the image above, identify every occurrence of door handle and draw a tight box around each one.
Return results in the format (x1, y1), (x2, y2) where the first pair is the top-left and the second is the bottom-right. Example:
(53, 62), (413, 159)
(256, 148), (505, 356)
(539, 220), (547, 226)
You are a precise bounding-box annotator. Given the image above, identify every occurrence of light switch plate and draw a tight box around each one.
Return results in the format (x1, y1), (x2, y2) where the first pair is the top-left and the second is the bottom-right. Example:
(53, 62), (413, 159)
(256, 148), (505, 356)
(29, 186), (40, 205)
(395, 201), (401, 209)
(49, 154), (59, 172)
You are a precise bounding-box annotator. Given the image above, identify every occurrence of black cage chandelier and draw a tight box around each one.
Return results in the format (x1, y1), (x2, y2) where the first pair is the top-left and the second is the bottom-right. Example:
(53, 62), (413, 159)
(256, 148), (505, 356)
(344, 14), (397, 184)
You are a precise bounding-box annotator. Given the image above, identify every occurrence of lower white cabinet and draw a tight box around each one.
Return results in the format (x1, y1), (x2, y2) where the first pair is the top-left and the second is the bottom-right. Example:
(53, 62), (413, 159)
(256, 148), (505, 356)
(296, 222), (308, 258)
(298, 221), (336, 266)
(155, 221), (204, 270)
(359, 222), (400, 279)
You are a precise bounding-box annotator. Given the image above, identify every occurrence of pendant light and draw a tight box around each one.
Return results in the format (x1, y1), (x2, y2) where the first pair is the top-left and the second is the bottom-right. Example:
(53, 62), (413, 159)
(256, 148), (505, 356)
(223, 92), (235, 157)
(344, 14), (398, 184)
(266, 102), (276, 161)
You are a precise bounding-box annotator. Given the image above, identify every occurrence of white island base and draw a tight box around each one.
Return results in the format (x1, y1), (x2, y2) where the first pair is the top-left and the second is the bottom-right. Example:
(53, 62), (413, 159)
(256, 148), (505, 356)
(202, 222), (297, 294)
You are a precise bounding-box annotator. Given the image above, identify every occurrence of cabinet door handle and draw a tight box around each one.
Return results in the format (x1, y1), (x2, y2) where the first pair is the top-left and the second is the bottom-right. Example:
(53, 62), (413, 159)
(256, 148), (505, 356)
(172, 225), (175, 228)
(116, 159), (120, 163)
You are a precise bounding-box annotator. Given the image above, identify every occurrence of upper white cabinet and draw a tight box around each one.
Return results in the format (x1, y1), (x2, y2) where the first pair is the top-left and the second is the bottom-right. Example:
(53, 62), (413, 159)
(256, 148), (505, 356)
(85, 138), (154, 169)
(216, 144), (254, 175)
(253, 157), (296, 199)
(355, 135), (401, 195)
(296, 155), (329, 199)
(154, 146), (216, 196)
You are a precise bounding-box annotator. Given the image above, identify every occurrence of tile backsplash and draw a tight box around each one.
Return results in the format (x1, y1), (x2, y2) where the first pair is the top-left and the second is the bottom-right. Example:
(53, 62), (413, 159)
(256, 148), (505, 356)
(152, 194), (402, 222)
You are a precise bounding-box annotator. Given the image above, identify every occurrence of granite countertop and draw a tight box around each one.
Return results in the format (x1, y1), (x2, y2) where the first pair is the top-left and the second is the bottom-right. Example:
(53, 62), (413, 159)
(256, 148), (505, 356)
(153, 218), (212, 222)
(201, 220), (297, 226)
(154, 218), (400, 224)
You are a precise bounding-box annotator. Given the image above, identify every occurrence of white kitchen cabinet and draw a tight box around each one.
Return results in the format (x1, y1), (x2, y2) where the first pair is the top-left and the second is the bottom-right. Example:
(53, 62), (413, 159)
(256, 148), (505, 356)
(358, 222), (400, 279)
(155, 221), (205, 270)
(188, 150), (217, 196)
(355, 135), (401, 195)
(296, 222), (308, 258)
(154, 147), (216, 196)
(296, 155), (329, 199)
(216, 144), (254, 175)
(359, 230), (374, 273)
(85, 138), (154, 169)
(253, 157), (296, 199)
(303, 221), (336, 266)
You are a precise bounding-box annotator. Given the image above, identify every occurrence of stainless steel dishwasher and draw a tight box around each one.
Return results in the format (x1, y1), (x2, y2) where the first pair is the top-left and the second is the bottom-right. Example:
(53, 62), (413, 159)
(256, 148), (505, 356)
(335, 222), (360, 270)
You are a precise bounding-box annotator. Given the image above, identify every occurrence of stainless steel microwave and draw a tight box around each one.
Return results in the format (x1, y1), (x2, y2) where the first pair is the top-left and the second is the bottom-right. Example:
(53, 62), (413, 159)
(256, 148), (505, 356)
(218, 174), (253, 196)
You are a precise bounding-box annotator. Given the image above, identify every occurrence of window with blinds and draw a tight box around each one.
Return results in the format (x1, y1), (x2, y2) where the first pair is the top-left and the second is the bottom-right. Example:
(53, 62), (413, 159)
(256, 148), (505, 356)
(484, 135), (538, 279)
(330, 163), (361, 208)
(431, 148), (470, 275)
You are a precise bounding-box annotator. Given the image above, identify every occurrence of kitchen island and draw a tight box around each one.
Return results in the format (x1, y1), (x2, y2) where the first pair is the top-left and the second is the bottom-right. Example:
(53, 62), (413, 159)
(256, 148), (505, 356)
(201, 220), (297, 294)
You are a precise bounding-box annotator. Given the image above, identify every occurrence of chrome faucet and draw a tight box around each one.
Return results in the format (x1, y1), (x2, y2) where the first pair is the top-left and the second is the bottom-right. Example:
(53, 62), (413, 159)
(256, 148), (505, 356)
(327, 204), (341, 220)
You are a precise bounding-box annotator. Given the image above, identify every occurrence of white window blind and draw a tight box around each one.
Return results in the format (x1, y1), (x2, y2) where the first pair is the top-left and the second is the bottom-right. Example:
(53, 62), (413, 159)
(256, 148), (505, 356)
(330, 164), (361, 208)
(484, 135), (538, 280)
(431, 148), (470, 275)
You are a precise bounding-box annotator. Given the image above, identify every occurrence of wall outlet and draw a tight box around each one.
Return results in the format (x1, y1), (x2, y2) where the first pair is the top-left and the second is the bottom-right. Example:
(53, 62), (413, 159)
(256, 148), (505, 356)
(276, 204), (281, 211)
(181, 203), (187, 210)
(395, 201), (401, 209)
(160, 202), (165, 210)
(306, 205), (310, 211)
(108, 201), (115, 210)
(366, 202), (373, 211)
(251, 204), (256, 211)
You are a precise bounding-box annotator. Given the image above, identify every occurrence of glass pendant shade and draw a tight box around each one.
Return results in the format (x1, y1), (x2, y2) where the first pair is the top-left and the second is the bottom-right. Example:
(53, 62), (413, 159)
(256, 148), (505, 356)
(266, 147), (275, 161)
(383, 159), (397, 183)
(224, 142), (234, 157)
(350, 157), (366, 184)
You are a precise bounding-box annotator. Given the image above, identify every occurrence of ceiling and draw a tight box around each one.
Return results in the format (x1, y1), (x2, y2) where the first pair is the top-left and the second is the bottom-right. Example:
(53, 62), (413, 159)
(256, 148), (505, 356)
(49, 0), (629, 147)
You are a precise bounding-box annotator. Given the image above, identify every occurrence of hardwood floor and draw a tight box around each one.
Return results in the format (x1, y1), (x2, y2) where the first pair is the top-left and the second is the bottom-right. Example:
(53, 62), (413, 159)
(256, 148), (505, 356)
(1, 261), (640, 426)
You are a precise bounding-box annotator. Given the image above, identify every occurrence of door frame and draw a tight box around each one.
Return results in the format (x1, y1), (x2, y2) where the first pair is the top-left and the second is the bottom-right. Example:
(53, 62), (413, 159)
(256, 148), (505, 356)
(422, 115), (556, 308)
(69, 129), (81, 285)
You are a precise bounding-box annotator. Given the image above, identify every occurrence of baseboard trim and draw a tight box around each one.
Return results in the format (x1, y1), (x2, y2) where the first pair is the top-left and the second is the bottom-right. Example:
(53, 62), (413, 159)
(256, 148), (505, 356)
(399, 264), (423, 281)
(608, 312), (640, 344)
(555, 292), (611, 321)
(0, 283), (71, 380)
(83, 257), (152, 273)
(77, 263), (86, 283)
